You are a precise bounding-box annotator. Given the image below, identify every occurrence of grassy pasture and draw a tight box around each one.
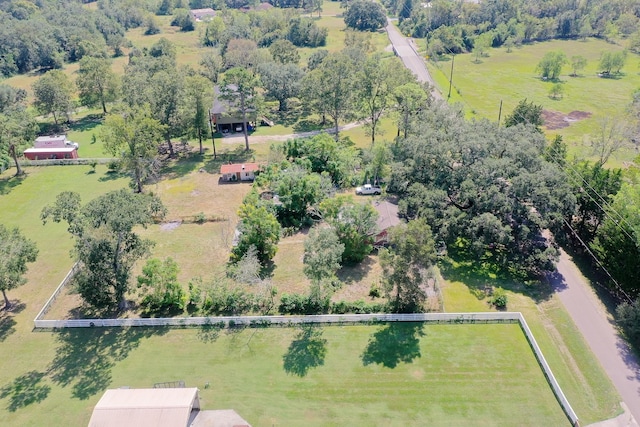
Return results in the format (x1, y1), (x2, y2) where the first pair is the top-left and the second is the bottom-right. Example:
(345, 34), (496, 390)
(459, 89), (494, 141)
(0, 322), (573, 427)
(427, 38), (640, 165)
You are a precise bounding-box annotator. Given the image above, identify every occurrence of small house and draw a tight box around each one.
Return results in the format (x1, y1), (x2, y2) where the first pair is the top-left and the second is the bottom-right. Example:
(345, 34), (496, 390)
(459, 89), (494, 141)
(220, 163), (260, 182)
(190, 8), (216, 21)
(373, 200), (402, 247)
(23, 135), (79, 160)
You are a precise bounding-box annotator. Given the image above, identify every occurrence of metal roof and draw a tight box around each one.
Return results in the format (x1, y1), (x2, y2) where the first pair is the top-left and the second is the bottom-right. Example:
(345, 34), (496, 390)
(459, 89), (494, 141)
(88, 388), (199, 427)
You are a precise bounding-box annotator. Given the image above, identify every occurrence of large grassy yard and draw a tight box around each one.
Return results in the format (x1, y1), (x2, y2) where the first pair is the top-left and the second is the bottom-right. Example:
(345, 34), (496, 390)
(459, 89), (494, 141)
(1, 323), (571, 427)
(427, 38), (640, 165)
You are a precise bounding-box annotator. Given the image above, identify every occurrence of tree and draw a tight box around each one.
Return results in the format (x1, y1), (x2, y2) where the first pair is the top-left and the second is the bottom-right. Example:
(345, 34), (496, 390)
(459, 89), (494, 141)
(568, 161), (622, 239)
(148, 67), (186, 157)
(391, 107), (575, 278)
(303, 226), (344, 285)
(269, 39), (300, 65)
(309, 53), (355, 139)
(472, 32), (493, 63)
(307, 49), (328, 71)
(570, 55), (587, 77)
(0, 225), (38, 309)
(356, 55), (411, 146)
(101, 105), (166, 193)
(321, 196), (378, 263)
(616, 298), (640, 347)
(137, 257), (184, 314)
(599, 50), (627, 75)
(232, 202), (281, 265)
(392, 83), (428, 139)
(590, 117), (631, 167)
(41, 190), (166, 311)
(380, 218), (436, 313)
(535, 51), (567, 80)
(76, 56), (119, 114)
(259, 62), (304, 112)
(592, 183), (640, 297)
(224, 39), (260, 70)
(183, 74), (213, 155)
(221, 67), (260, 151)
(549, 83), (563, 99)
(344, 0), (387, 32)
(171, 9), (195, 32)
(0, 103), (38, 176)
(32, 69), (74, 126)
(199, 50), (223, 83)
(268, 165), (330, 227)
(504, 98), (543, 131)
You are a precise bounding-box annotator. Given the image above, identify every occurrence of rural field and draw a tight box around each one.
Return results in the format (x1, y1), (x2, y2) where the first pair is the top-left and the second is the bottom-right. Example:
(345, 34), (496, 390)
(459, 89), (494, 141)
(0, 3), (629, 427)
(427, 38), (640, 166)
(0, 321), (575, 427)
(0, 162), (621, 426)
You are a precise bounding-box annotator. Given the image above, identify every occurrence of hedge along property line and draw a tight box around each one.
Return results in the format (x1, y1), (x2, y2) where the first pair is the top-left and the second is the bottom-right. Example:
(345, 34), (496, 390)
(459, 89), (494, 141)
(33, 274), (579, 427)
(18, 158), (116, 167)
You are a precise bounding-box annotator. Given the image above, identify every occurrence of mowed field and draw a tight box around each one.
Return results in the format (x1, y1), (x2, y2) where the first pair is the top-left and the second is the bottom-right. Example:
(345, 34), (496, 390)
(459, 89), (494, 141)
(427, 38), (640, 165)
(1, 322), (572, 427)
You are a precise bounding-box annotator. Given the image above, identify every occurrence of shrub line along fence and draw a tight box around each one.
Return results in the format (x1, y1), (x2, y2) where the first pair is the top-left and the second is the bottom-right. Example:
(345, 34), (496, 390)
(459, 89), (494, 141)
(33, 269), (579, 427)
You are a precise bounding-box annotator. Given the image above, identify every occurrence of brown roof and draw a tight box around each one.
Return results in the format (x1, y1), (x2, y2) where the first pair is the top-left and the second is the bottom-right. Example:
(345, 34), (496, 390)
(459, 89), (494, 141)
(374, 200), (402, 232)
(220, 163), (260, 174)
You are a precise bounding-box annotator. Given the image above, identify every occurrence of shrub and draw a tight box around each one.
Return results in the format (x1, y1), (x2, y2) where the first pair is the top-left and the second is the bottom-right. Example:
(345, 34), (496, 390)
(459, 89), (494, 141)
(490, 287), (508, 309)
(278, 292), (330, 315)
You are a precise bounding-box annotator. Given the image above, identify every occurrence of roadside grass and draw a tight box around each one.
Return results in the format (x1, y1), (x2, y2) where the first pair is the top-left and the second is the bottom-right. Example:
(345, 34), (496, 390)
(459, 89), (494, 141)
(0, 324), (572, 427)
(427, 38), (640, 164)
(440, 258), (622, 424)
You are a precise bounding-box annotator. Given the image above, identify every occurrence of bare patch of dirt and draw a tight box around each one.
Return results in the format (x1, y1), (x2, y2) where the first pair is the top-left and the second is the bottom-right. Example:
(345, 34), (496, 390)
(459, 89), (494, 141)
(160, 220), (182, 231)
(542, 110), (592, 130)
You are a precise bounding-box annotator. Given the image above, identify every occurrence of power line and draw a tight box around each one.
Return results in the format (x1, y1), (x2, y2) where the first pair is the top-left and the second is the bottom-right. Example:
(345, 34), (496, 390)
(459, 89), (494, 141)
(562, 217), (633, 303)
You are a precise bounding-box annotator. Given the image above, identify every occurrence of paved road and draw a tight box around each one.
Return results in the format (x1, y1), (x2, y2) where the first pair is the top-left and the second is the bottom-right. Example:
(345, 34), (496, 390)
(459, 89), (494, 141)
(550, 249), (640, 426)
(385, 18), (443, 100)
(219, 121), (362, 145)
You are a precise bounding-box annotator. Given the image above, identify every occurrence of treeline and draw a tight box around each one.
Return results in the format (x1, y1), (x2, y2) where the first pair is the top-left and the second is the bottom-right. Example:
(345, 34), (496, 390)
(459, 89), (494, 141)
(383, 0), (640, 56)
(0, 0), (151, 77)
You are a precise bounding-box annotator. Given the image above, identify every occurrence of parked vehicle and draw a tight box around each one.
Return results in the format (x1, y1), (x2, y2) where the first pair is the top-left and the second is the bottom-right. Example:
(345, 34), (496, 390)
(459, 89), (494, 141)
(355, 184), (382, 195)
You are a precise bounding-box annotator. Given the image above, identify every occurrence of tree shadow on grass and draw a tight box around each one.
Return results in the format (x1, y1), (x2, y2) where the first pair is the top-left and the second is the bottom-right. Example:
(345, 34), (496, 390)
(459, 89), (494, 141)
(69, 114), (103, 133)
(337, 255), (376, 284)
(0, 371), (51, 412)
(283, 325), (327, 377)
(439, 248), (556, 304)
(0, 301), (25, 342)
(361, 322), (425, 368)
(0, 173), (26, 195)
(47, 326), (168, 400)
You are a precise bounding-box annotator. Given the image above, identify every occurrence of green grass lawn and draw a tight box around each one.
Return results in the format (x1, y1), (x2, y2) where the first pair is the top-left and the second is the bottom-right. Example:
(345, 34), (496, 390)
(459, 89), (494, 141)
(427, 38), (640, 165)
(440, 260), (621, 424)
(0, 323), (572, 427)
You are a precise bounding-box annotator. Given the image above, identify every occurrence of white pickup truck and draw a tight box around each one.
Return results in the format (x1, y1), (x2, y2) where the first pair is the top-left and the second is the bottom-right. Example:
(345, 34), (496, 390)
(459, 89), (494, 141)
(355, 184), (382, 195)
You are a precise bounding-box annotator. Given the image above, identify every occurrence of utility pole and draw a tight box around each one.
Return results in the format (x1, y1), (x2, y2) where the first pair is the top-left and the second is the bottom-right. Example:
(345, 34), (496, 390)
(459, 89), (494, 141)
(497, 100), (503, 126)
(208, 112), (217, 159)
(447, 54), (455, 99)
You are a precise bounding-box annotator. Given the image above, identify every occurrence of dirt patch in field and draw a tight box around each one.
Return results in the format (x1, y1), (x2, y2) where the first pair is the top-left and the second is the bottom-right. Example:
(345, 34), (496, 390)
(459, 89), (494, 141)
(542, 110), (592, 130)
(161, 220), (182, 231)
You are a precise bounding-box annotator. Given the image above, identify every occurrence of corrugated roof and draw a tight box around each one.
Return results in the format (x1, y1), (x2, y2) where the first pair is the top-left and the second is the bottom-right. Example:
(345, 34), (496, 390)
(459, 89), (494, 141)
(220, 163), (260, 174)
(88, 388), (199, 427)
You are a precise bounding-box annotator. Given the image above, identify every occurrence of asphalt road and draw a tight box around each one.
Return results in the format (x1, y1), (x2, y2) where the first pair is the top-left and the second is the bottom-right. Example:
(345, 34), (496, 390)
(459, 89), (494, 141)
(551, 249), (640, 426)
(385, 19), (443, 100)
